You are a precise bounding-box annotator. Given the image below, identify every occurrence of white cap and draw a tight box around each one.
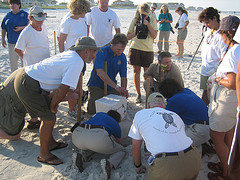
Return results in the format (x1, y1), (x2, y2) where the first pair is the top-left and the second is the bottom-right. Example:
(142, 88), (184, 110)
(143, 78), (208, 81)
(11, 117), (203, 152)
(29, 6), (47, 21)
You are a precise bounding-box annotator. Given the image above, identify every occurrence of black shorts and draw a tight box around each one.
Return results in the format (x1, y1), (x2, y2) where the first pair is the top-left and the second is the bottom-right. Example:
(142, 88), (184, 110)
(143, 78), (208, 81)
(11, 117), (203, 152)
(128, 48), (154, 67)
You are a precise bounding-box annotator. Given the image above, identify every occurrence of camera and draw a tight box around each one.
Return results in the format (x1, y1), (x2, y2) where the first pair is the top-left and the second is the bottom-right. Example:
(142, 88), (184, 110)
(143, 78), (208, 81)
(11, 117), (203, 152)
(136, 14), (150, 39)
(175, 22), (179, 29)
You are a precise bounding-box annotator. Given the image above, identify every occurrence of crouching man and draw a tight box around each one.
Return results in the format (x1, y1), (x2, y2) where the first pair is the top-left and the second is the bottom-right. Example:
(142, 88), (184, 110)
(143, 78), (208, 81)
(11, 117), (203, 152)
(72, 110), (125, 180)
(0, 36), (100, 165)
(128, 92), (201, 179)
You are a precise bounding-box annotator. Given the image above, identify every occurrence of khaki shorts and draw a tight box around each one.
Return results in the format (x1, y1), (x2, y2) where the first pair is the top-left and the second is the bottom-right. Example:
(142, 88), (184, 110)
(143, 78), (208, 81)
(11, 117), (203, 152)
(177, 28), (188, 40)
(147, 147), (201, 180)
(128, 48), (153, 67)
(200, 75), (209, 90)
(209, 85), (237, 132)
(14, 68), (55, 121)
(0, 69), (26, 136)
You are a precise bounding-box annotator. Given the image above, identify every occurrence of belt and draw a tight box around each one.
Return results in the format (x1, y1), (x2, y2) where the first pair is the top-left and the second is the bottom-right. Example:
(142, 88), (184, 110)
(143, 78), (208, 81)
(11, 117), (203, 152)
(155, 146), (193, 158)
(80, 124), (104, 129)
(197, 121), (209, 125)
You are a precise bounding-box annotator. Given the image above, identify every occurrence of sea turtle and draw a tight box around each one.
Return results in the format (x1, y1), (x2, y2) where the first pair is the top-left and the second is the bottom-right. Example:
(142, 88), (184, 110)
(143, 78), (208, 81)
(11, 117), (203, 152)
(157, 112), (177, 129)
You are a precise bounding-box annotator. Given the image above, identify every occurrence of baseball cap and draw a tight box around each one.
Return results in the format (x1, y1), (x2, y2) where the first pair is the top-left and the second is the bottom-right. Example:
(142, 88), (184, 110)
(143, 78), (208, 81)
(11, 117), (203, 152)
(151, 3), (157, 9)
(147, 92), (167, 108)
(29, 6), (47, 21)
(69, 36), (102, 52)
(219, 15), (240, 31)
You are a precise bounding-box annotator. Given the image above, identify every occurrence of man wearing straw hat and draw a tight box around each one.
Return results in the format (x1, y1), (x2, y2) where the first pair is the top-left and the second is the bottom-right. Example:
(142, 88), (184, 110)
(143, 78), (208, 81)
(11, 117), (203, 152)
(128, 92), (201, 179)
(0, 36), (101, 165)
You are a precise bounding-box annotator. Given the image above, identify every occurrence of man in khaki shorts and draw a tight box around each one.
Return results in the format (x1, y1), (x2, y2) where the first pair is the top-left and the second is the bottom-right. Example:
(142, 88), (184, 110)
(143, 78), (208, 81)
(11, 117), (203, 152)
(0, 36), (101, 165)
(128, 92), (201, 179)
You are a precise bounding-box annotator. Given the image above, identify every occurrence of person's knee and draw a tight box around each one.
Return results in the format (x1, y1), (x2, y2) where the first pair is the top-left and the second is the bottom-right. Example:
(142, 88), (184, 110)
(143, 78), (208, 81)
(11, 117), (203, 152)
(41, 119), (56, 128)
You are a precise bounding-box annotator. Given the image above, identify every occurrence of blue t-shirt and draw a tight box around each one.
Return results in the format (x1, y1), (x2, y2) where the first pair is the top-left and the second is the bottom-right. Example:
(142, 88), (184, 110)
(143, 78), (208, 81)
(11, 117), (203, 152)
(1, 10), (29, 44)
(83, 112), (121, 138)
(158, 13), (172, 31)
(87, 45), (127, 90)
(166, 88), (209, 125)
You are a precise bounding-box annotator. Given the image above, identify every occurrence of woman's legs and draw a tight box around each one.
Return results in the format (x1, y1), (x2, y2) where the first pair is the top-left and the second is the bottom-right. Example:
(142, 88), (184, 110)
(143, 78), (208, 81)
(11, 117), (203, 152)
(210, 128), (235, 177)
(163, 31), (170, 52)
(133, 65), (141, 96)
(157, 31), (164, 52)
(178, 40), (184, 57)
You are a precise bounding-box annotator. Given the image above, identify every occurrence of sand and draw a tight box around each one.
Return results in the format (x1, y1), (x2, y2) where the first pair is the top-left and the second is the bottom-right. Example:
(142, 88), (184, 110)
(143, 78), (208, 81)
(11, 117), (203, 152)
(0, 8), (239, 180)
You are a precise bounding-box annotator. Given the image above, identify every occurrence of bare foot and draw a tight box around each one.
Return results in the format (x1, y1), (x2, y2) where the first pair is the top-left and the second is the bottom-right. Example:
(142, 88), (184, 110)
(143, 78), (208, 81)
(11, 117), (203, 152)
(0, 127), (21, 140)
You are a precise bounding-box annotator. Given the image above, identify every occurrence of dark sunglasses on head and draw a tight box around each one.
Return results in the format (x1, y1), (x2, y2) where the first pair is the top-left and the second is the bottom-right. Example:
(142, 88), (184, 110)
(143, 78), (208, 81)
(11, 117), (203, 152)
(32, 12), (47, 18)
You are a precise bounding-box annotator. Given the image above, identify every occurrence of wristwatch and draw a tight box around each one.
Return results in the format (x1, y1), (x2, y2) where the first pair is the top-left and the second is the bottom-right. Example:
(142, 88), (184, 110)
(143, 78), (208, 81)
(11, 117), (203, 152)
(115, 84), (120, 89)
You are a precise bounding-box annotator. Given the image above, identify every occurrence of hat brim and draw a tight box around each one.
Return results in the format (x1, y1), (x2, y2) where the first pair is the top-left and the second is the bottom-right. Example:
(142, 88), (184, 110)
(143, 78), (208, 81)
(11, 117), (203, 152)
(69, 45), (103, 52)
(32, 16), (47, 21)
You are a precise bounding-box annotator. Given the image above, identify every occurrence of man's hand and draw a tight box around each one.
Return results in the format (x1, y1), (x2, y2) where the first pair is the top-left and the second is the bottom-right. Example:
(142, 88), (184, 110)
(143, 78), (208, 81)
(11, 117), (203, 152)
(50, 105), (59, 114)
(2, 39), (6, 48)
(13, 26), (25, 32)
(135, 165), (146, 174)
(116, 86), (128, 98)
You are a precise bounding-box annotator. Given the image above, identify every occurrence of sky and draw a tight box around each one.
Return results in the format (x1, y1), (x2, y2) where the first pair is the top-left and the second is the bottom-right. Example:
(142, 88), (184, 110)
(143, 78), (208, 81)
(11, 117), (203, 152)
(58, 0), (240, 11)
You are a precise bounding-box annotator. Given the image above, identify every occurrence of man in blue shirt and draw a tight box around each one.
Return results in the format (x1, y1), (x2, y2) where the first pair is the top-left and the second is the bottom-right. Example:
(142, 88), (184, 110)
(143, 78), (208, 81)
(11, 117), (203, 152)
(72, 110), (125, 179)
(159, 79), (210, 147)
(87, 33), (128, 114)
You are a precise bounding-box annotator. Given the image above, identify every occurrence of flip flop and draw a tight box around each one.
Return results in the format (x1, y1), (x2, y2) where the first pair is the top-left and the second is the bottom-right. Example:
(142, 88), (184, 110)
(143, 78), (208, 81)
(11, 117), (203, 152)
(50, 142), (68, 151)
(37, 155), (63, 165)
(208, 172), (225, 180)
(27, 120), (41, 129)
(208, 162), (223, 174)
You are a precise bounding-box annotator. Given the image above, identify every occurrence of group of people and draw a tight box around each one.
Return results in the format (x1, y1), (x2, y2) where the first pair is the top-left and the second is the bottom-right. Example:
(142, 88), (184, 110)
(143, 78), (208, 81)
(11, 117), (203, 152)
(1, 0), (240, 179)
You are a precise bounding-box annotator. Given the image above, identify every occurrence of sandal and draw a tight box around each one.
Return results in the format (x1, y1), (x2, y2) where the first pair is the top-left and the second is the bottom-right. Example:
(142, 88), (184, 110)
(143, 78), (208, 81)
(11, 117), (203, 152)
(208, 162), (223, 173)
(27, 120), (41, 129)
(208, 172), (225, 180)
(37, 155), (63, 165)
(49, 141), (68, 151)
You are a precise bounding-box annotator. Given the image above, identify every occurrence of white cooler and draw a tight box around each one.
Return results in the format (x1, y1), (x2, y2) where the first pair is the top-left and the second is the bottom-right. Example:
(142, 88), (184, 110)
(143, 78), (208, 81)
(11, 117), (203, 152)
(95, 94), (127, 120)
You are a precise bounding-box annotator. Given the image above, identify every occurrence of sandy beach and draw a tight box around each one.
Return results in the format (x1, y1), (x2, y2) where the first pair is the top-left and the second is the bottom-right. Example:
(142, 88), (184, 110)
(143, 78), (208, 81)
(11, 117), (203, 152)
(0, 8), (240, 180)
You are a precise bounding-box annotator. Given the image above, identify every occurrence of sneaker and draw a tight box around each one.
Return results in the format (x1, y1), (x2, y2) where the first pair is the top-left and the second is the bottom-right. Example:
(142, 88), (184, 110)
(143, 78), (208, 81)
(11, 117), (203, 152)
(76, 153), (84, 172)
(100, 159), (111, 180)
(135, 94), (142, 103)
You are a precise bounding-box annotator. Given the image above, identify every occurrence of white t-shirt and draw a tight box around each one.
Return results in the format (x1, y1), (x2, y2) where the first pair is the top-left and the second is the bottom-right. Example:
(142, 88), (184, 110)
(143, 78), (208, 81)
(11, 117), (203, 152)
(25, 50), (84, 91)
(60, 16), (87, 50)
(128, 107), (192, 156)
(178, 13), (189, 28)
(87, 6), (121, 47)
(201, 29), (227, 76)
(57, 12), (71, 38)
(149, 11), (157, 20)
(216, 44), (240, 78)
(15, 24), (50, 66)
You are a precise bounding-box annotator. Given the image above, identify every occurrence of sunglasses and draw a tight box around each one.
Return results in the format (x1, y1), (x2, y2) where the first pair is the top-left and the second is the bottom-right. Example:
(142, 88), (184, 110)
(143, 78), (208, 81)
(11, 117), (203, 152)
(151, 7), (156, 10)
(32, 12), (47, 18)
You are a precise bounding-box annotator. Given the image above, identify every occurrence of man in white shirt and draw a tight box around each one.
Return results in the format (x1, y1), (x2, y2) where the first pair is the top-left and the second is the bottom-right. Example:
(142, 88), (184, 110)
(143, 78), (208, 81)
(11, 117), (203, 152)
(15, 6), (50, 66)
(87, 0), (121, 47)
(149, 3), (157, 22)
(128, 92), (201, 179)
(0, 37), (101, 166)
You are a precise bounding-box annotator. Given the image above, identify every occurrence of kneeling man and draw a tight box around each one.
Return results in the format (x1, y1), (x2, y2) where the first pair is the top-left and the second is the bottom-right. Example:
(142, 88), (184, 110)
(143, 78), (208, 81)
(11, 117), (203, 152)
(128, 92), (201, 179)
(72, 110), (125, 179)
